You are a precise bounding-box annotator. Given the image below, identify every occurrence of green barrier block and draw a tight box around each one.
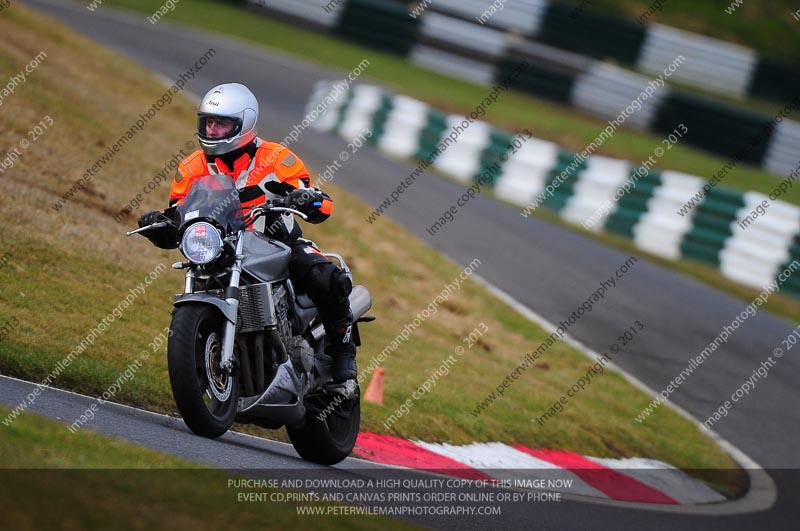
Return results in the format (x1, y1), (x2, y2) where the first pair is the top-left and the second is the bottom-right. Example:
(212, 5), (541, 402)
(555, 150), (580, 166)
(682, 226), (730, 247)
(680, 240), (723, 266)
(775, 260), (800, 298)
(367, 94), (394, 145)
(600, 168), (661, 235)
(779, 274), (800, 289)
(475, 129), (515, 179)
(787, 243), (800, 259)
(707, 186), (747, 204)
(691, 212), (735, 235)
(540, 168), (583, 212)
(695, 195), (746, 221)
(336, 0), (421, 56)
(546, 192), (571, 212)
(604, 207), (640, 238)
(489, 129), (514, 149)
(414, 111), (448, 161)
(781, 283), (800, 297)
(652, 93), (773, 164)
(626, 180), (660, 196)
(616, 194), (650, 213)
(332, 89), (355, 135)
(500, 57), (576, 103)
(750, 57), (800, 105)
(538, 3), (646, 65)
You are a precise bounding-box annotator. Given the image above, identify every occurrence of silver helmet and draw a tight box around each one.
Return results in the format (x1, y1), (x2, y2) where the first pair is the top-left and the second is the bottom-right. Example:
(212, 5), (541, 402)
(197, 83), (258, 156)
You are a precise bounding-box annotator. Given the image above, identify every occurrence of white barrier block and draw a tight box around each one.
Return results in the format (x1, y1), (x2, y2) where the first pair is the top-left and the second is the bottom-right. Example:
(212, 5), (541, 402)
(338, 85), (383, 141)
(247, 0), (344, 27)
(720, 192), (800, 285)
(432, 0), (547, 35)
(561, 156), (630, 228)
(379, 95), (431, 159)
(764, 120), (800, 177)
(434, 116), (493, 182)
(572, 63), (669, 130)
(409, 45), (497, 87)
(305, 81), (349, 132)
(633, 171), (704, 258)
(494, 166), (550, 207)
(420, 12), (508, 58)
(637, 23), (756, 98)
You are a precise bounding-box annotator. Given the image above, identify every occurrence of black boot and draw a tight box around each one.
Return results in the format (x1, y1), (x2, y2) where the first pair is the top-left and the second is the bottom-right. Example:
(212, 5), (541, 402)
(326, 313), (357, 383)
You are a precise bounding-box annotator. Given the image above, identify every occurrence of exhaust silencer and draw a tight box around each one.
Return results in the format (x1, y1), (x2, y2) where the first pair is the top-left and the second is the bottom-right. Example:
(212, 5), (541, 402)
(349, 284), (372, 321)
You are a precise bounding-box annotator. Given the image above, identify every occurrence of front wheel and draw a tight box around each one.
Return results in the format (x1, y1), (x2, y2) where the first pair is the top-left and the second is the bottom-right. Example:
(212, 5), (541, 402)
(287, 384), (361, 465)
(168, 304), (239, 438)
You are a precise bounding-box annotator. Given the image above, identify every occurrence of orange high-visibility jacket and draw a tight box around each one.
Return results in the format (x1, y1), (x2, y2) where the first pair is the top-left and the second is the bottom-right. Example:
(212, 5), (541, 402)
(169, 139), (332, 237)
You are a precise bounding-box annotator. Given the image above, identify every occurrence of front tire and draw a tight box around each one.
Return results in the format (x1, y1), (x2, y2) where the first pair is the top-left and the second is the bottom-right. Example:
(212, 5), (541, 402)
(287, 385), (361, 465)
(168, 304), (239, 438)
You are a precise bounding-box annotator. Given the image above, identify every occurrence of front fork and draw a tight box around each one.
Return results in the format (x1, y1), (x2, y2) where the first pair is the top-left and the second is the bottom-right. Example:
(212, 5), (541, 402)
(183, 230), (245, 373)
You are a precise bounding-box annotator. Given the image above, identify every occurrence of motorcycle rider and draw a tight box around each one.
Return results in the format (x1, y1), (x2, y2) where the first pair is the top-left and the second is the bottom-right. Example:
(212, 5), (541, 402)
(138, 82), (357, 383)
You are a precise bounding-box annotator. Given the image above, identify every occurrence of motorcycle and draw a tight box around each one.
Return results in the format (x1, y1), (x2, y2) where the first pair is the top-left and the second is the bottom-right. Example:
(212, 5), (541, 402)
(127, 174), (372, 465)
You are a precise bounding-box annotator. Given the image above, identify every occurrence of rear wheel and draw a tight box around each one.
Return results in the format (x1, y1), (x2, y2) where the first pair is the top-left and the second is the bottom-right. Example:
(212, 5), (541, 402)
(287, 383), (361, 465)
(168, 304), (239, 438)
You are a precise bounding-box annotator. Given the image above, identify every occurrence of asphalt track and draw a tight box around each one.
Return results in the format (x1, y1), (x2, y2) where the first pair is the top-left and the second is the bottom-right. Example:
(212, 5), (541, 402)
(6, 0), (800, 529)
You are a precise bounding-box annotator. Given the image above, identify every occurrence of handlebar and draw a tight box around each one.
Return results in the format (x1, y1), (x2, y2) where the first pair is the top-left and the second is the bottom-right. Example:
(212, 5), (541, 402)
(266, 206), (309, 220)
(126, 220), (174, 237)
(246, 202), (309, 222)
(126, 196), (308, 237)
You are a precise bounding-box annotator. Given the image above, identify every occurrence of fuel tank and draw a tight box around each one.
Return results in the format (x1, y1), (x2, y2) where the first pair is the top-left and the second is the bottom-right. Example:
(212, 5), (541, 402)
(241, 231), (291, 282)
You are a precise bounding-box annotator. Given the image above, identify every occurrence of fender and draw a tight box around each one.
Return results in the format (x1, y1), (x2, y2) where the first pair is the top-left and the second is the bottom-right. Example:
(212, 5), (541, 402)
(174, 292), (237, 324)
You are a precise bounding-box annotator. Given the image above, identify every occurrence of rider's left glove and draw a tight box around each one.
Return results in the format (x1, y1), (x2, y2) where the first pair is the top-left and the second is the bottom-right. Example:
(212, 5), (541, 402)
(137, 209), (179, 249)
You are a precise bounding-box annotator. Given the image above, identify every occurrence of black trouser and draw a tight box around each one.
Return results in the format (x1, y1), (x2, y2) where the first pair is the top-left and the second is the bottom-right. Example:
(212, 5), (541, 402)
(287, 239), (352, 329)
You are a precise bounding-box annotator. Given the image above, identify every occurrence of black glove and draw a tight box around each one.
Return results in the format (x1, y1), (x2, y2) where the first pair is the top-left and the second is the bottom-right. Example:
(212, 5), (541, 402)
(137, 209), (178, 249)
(286, 188), (325, 212)
(138, 210), (165, 228)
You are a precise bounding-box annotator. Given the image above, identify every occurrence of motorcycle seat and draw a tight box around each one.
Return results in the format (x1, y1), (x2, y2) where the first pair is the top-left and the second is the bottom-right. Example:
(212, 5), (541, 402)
(295, 292), (316, 309)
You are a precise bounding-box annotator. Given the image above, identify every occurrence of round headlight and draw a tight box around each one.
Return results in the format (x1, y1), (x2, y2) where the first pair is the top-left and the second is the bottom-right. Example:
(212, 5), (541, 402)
(180, 222), (223, 265)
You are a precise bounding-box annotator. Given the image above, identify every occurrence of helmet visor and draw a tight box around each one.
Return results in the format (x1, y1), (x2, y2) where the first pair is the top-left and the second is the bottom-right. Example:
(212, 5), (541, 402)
(197, 115), (243, 141)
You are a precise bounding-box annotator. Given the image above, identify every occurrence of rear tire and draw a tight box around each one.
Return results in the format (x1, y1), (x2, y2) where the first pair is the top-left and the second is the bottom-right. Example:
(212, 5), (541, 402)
(168, 304), (239, 438)
(287, 385), (361, 465)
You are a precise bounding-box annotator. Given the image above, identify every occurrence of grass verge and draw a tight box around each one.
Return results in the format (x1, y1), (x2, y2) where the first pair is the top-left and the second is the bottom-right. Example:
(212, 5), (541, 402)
(0, 1), (742, 492)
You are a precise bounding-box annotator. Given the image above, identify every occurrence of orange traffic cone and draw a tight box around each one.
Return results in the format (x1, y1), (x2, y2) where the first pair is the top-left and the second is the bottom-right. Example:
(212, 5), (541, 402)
(364, 368), (384, 405)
